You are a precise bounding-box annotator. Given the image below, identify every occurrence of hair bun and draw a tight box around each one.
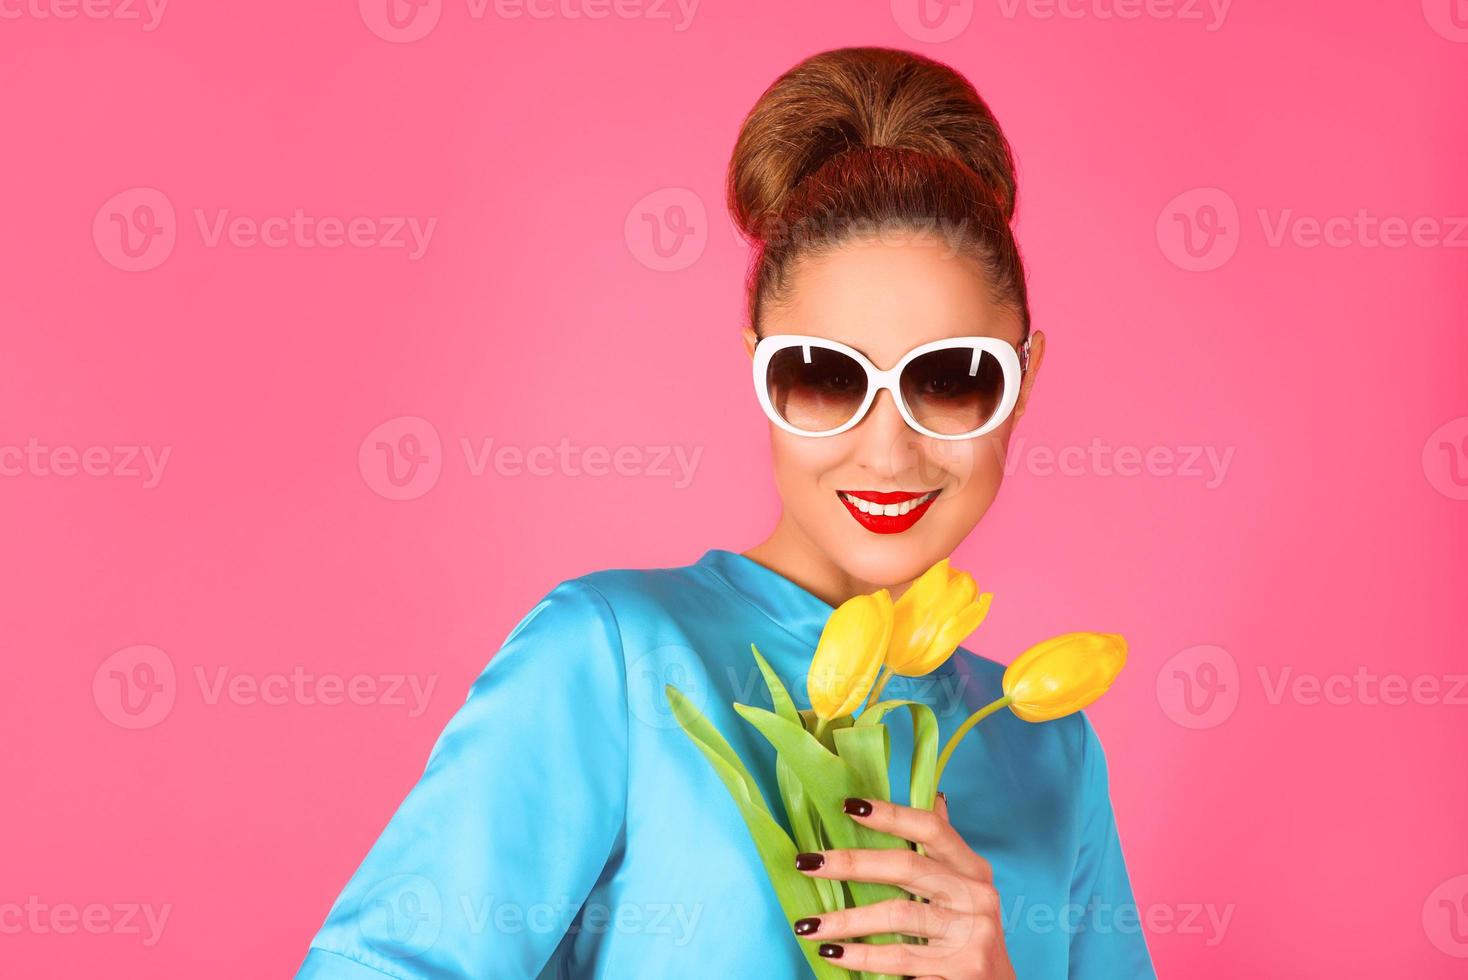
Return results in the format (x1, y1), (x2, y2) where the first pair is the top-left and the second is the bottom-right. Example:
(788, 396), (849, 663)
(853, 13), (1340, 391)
(727, 46), (1018, 242)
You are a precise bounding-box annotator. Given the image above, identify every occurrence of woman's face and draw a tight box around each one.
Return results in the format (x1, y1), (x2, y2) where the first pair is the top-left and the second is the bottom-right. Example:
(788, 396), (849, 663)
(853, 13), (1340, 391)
(743, 232), (1044, 589)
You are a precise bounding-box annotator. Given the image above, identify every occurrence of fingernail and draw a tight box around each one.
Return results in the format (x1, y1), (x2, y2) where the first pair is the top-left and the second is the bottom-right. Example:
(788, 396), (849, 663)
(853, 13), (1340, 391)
(936, 791), (947, 804)
(794, 852), (825, 871)
(818, 943), (843, 959)
(793, 917), (820, 936)
(843, 797), (873, 817)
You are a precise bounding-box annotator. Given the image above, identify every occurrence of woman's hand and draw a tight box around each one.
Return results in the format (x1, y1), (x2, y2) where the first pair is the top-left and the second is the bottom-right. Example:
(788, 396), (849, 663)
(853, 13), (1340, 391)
(791, 793), (1016, 980)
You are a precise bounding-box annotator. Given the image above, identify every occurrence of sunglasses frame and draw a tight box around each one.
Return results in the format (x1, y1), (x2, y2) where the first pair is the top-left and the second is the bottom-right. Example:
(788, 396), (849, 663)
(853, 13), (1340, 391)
(752, 333), (1029, 440)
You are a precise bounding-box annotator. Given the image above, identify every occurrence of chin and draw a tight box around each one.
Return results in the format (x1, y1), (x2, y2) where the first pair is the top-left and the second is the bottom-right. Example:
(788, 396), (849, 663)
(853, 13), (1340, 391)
(825, 521), (961, 587)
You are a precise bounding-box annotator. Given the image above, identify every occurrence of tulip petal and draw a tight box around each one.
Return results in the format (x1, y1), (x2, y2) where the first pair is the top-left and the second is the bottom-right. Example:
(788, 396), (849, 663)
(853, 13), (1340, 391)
(1002, 632), (1127, 723)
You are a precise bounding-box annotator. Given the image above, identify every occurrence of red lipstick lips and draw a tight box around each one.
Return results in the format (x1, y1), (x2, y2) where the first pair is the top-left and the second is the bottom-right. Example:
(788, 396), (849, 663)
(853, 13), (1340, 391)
(836, 488), (941, 534)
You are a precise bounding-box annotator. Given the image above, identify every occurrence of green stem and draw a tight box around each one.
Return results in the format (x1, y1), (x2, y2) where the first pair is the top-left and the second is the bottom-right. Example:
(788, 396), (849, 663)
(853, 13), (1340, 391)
(864, 666), (895, 710)
(812, 716), (829, 741)
(933, 695), (1012, 788)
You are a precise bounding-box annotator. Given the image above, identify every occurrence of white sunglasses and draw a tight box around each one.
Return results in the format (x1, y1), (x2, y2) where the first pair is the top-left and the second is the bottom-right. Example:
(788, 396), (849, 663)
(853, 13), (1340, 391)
(752, 334), (1029, 440)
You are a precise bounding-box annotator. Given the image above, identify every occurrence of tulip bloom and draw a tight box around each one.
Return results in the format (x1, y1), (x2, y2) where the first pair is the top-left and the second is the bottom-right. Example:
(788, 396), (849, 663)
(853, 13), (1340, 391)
(807, 588), (893, 725)
(1004, 632), (1128, 721)
(886, 558), (994, 677)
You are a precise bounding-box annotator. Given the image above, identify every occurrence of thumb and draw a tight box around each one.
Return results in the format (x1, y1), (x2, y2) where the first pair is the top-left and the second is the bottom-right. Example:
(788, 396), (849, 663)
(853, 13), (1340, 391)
(933, 790), (950, 823)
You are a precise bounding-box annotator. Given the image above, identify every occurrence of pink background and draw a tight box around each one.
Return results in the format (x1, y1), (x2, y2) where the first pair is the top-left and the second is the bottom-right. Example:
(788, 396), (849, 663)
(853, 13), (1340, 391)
(3, 1), (1466, 976)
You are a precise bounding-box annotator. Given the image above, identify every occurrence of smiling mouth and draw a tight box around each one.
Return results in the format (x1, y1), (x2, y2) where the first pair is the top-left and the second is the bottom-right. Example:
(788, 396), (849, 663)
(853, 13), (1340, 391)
(836, 488), (942, 534)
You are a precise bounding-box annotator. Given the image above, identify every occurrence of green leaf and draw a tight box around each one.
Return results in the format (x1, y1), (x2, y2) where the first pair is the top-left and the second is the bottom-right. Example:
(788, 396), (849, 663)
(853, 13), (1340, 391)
(857, 699), (939, 811)
(734, 703), (909, 956)
(833, 724), (890, 803)
(666, 685), (847, 979)
(665, 685), (767, 812)
(749, 645), (842, 912)
(749, 643), (799, 723)
(777, 756), (840, 913)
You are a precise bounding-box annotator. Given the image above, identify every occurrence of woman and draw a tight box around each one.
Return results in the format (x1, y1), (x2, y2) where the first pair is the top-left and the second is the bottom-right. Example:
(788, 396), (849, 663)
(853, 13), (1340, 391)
(297, 46), (1155, 979)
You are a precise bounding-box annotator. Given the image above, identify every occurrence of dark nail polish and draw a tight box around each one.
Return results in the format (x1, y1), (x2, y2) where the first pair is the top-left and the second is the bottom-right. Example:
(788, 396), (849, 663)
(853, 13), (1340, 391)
(793, 917), (820, 936)
(794, 852), (825, 871)
(818, 943), (843, 959)
(843, 797), (873, 817)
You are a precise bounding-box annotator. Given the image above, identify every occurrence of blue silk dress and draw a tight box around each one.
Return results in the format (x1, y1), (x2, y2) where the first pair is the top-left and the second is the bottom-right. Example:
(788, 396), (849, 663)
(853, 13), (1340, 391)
(296, 548), (1156, 979)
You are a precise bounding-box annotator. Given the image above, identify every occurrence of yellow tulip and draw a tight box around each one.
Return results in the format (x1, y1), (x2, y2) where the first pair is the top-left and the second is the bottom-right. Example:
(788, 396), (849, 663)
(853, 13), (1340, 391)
(807, 589), (893, 723)
(886, 558), (994, 678)
(1002, 632), (1128, 722)
(934, 630), (1127, 786)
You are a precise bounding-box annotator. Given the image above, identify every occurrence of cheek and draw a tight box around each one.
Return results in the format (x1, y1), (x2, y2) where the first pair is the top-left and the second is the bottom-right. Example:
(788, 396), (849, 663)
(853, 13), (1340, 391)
(768, 430), (847, 488)
(922, 434), (1009, 513)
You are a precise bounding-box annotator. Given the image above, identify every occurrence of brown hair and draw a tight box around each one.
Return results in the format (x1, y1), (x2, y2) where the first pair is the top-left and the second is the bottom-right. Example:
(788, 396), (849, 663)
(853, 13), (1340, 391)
(727, 46), (1029, 337)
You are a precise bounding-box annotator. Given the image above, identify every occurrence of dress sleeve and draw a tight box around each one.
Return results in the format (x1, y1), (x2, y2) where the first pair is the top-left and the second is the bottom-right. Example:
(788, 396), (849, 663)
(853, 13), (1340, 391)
(1067, 714), (1157, 980)
(295, 578), (628, 980)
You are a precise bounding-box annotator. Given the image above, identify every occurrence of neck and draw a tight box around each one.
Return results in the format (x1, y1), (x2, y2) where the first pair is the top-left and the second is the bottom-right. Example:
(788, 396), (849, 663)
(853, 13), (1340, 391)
(741, 512), (917, 607)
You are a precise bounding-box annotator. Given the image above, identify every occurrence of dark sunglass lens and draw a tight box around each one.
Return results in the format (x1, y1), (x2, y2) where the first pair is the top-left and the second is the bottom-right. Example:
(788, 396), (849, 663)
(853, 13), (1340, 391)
(900, 346), (1004, 435)
(766, 345), (868, 433)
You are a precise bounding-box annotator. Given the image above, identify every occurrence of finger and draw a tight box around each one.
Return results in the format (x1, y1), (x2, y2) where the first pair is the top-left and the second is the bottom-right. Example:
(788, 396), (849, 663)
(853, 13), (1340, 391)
(844, 797), (991, 883)
(795, 848), (981, 909)
(792, 898), (970, 945)
(933, 790), (949, 823)
(814, 937), (949, 975)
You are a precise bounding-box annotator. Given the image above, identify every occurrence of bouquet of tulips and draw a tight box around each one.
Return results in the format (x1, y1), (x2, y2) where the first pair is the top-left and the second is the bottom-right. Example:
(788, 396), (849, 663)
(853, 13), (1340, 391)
(665, 558), (1126, 979)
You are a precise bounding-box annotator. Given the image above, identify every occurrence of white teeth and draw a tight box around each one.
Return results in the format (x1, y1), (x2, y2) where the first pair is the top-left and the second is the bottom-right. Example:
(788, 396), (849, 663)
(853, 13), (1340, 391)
(839, 490), (939, 517)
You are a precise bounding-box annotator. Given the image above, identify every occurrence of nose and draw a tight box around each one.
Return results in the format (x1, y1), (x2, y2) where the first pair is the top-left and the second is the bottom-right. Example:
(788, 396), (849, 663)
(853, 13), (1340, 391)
(849, 386), (923, 480)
